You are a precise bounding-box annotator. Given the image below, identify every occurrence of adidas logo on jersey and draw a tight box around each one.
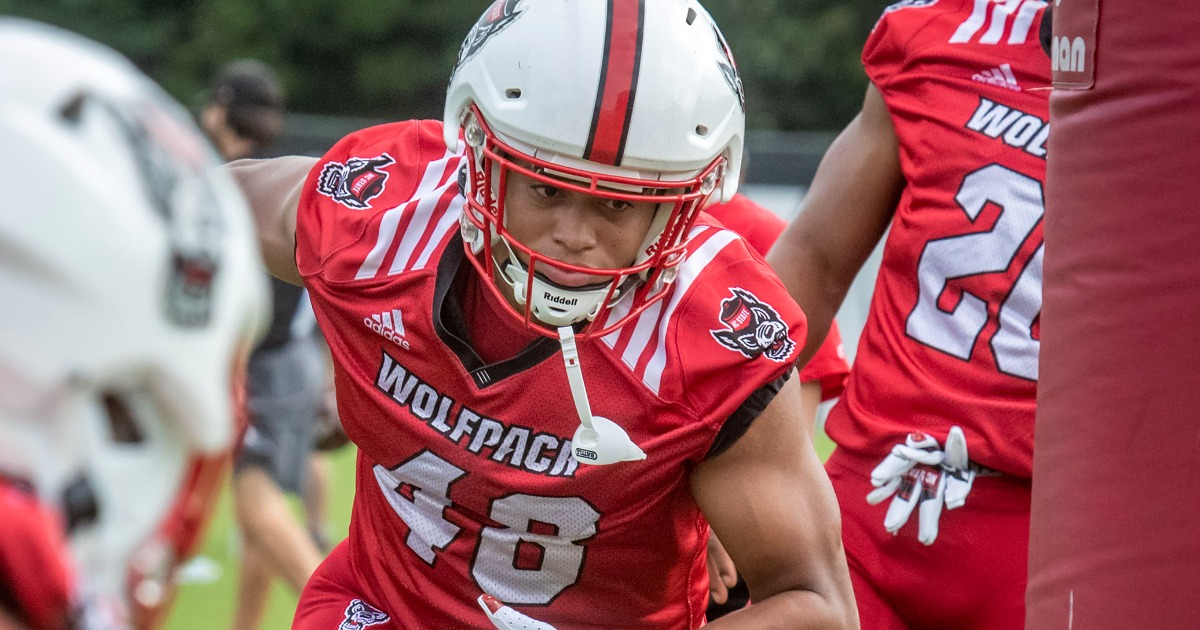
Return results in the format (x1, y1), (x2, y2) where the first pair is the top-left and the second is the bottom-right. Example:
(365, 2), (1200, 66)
(972, 63), (1021, 91)
(365, 309), (410, 350)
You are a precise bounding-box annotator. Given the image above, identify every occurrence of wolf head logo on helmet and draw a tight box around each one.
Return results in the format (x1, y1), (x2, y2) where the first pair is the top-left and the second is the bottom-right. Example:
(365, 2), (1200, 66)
(711, 288), (796, 363)
(67, 94), (226, 327)
(317, 153), (396, 210)
(711, 22), (745, 113)
(132, 102), (225, 327)
(453, 0), (525, 74)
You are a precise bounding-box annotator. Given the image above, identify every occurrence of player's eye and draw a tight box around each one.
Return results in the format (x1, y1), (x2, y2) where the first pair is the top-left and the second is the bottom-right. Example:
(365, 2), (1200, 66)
(531, 184), (562, 199)
(603, 198), (633, 212)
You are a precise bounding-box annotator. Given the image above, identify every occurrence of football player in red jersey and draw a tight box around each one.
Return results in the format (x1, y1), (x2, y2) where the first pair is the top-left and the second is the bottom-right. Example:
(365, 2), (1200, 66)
(767, 0), (1050, 628)
(0, 18), (268, 630)
(230, 1), (858, 628)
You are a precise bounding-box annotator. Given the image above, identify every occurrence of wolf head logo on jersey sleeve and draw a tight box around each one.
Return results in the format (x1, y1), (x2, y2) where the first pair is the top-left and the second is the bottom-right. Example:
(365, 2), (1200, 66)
(317, 153), (395, 210)
(339, 599), (389, 629)
(76, 94), (225, 327)
(711, 287), (796, 363)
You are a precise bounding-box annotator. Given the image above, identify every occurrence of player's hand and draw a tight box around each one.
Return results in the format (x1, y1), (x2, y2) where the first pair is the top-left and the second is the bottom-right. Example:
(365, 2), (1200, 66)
(313, 378), (351, 452)
(865, 426), (976, 545)
(705, 530), (738, 605)
(478, 594), (559, 630)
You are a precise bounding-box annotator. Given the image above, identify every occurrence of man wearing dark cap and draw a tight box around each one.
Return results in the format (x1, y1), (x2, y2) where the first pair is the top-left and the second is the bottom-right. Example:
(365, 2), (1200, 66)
(200, 59), (333, 630)
(201, 59), (286, 162)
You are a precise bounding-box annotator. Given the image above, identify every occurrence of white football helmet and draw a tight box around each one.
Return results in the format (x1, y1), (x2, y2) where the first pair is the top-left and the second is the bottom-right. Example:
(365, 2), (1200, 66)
(445, 0), (746, 338)
(0, 18), (268, 628)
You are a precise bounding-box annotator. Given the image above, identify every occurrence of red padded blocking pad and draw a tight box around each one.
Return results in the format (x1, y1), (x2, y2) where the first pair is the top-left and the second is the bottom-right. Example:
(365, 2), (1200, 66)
(1028, 2), (1200, 627)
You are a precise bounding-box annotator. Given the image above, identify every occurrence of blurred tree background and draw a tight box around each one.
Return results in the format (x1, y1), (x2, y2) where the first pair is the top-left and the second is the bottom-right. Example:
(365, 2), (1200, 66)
(1, 0), (889, 131)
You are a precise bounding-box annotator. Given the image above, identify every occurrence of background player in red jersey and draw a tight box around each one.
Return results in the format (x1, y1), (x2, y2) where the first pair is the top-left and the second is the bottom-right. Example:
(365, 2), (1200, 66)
(0, 18), (267, 630)
(767, 0), (1050, 628)
(230, 1), (858, 628)
(703, 193), (851, 620)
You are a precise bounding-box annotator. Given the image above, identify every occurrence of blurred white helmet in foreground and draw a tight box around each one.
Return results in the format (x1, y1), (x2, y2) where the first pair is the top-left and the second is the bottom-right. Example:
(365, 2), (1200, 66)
(0, 18), (267, 628)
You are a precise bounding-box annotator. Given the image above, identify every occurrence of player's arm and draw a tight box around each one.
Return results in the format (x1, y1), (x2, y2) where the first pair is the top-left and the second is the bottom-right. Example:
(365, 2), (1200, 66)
(227, 156), (318, 286)
(765, 83), (904, 366)
(704, 377), (824, 606)
(692, 378), (859, 629)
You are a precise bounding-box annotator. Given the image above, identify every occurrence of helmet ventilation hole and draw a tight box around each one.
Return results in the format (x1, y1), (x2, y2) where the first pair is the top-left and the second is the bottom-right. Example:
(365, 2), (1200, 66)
(686, 8), (697, 25)
(695, 124), (709, 137)
(103, 391), (146, 444)
(62, 476), (100, 533)
(505, 88), (522, 100)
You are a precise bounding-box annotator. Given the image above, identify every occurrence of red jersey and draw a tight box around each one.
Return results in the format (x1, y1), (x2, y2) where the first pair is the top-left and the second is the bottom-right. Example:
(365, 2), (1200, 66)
(825, 0), (1049, 478)
(0, 481), (76, 630)
(295, 121), (805, 628)
(705, 194), (850, 401)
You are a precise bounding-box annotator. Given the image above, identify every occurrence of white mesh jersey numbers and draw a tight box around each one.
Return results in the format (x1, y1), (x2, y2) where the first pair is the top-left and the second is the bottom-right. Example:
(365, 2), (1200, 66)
(374, 451), (601, 604)
(949, 0), (1047, 45)
(374, 451), (466, 563)
(905, 164), (1043, 381)
(473, 494), (600, 604)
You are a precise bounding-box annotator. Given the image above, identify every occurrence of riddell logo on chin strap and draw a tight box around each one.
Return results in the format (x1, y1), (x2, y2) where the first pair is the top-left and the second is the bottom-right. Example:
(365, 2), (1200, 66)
(365, 309), (410, 350)
(544, 292), (578, 307)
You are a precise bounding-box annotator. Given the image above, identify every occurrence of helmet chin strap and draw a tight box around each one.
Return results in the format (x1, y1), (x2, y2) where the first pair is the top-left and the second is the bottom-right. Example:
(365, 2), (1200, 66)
(502, 259), (611, 327)
(494, 231), (619, 328)
(557, 326), (646, 466)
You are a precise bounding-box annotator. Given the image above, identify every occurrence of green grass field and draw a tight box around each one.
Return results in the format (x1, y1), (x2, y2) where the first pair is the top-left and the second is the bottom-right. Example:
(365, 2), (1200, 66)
(164, 428), (837, 629)
(164, 445), (358, 630)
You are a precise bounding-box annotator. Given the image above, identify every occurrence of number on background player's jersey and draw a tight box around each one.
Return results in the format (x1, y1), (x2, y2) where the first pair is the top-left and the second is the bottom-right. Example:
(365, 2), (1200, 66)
(906, 164), (1042, 381)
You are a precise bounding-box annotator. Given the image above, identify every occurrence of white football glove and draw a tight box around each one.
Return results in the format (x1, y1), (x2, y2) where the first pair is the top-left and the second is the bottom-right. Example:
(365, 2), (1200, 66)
(865, 426), (976, 545)
(478, 594), (559, 630)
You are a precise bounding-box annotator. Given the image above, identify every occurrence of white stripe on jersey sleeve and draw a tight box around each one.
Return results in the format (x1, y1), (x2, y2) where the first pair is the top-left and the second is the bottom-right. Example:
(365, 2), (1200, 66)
(1007, 0), (1046, 45)
(949, 0), (992, 44)
(355, 149), (455, 280)
(600, 225), (708, 353)
(642, 229), (738, 394)
(979, 0), (1024, 45)
(411, 192), (465, 271)
(618, 299), (665, 370)
(388, 154), (460, 276)
(600, 293), (635, 348)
